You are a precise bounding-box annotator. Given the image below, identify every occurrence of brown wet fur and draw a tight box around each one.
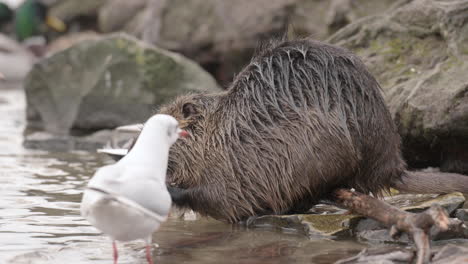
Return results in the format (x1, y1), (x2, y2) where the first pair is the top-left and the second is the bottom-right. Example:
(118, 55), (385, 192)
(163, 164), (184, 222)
(154, 38), (466, 223)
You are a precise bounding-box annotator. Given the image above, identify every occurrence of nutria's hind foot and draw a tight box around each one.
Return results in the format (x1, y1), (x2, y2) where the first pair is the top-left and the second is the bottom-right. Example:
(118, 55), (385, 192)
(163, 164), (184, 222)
(167, 186), (191, 206)
(332, 189), (463, 264)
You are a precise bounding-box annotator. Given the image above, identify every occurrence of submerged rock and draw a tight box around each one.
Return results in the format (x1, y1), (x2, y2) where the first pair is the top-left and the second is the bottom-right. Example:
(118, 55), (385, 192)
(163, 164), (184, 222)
(329, 0), (468, 173)
(24, 33), (219, 150)
(23, 130), (115, 151)
(335, 246), (413, 264)
(46, 0), (403, 85)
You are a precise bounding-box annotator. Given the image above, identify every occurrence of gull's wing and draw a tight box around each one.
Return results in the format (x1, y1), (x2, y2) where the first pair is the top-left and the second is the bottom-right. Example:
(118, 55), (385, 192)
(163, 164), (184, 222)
(85, 186), (168, 223)
(97, 148), (128, 160)
(84, 164), (171, 219)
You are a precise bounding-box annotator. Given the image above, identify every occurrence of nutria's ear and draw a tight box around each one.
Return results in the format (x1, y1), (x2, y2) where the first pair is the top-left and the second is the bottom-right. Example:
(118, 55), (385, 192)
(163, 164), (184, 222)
(182, 103), (198, 118)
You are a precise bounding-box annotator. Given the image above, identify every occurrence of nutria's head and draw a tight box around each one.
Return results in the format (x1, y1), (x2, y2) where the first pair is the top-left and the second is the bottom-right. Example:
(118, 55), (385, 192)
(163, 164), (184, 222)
(157, 93), (219, 188)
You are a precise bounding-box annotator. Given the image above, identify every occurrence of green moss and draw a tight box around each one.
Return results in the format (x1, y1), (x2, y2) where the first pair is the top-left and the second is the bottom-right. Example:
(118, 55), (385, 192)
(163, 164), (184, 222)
(442, 56), (464, 71)
(461, 46), (468, 55)
(301, 214), (359, 235)
(141, 50), (186, 105)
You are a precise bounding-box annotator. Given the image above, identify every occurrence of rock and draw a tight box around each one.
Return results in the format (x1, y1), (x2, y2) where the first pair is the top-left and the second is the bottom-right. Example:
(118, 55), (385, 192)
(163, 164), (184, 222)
(432, 244), (468, 264)
(308, 203), (349, 215)
(335, 246), (413, 264)
(336, 243), (468, 264)
(325, 0), (410, 35)
(49, 0), (107, 23)
(328, 0), (468, 173)
(121, 0), (402, 86)
(247, 214), (362, 238)
(46, 31), (100, 55)
(23, 33), (219, 149)
(139, 0), (298, 86)
(456, 209), (468, 221)
(24, 130), (115, 151)
(98, 0), (147, 33)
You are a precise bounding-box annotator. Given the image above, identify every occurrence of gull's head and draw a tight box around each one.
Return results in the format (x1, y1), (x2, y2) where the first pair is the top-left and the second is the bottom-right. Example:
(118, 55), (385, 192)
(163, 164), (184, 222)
(145, 114), (189, 145)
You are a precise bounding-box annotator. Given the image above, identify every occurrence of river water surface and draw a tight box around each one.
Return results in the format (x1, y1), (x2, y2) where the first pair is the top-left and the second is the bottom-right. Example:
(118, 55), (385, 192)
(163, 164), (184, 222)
(0, 88), (367, 264)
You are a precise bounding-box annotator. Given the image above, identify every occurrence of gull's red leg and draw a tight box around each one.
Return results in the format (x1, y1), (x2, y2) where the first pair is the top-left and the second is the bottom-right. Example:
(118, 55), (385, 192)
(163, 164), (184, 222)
(146, 244), (154, 264)
(113, 241), (119, 264)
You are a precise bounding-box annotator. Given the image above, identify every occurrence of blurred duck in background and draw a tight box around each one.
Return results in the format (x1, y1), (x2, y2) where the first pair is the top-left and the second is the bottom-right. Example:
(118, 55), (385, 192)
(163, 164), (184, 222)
(13, 0), (66, 42)
(0, 2), (13, 26)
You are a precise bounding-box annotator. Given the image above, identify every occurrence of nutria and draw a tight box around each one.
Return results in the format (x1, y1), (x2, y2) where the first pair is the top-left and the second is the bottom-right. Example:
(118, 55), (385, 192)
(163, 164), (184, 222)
(152, 38), (468, 223)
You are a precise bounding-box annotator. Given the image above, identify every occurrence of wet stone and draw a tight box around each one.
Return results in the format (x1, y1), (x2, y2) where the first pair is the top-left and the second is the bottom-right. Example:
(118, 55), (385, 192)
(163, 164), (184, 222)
(432, 244), (468, 264)
(456, 209), (468, 221)
(335, 246), (413, 264)
(24, 33), (220, 147)
(22, 132), (74, 151)
(336, 241), (468, 264)
(23, 130), (115, 152)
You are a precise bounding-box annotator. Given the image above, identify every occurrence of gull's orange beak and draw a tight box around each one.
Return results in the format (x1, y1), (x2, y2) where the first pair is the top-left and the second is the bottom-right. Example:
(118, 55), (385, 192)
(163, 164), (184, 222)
(178, 130), (190, 138)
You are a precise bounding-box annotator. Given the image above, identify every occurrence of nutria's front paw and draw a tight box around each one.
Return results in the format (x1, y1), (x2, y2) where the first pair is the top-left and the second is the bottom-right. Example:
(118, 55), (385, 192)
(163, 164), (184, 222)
(167, 186), (190, 206)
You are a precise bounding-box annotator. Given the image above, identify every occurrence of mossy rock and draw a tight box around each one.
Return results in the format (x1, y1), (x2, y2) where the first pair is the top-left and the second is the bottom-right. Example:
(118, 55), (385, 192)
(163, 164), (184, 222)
(24, 33), (219, 139)
(328, 0), (468, 173)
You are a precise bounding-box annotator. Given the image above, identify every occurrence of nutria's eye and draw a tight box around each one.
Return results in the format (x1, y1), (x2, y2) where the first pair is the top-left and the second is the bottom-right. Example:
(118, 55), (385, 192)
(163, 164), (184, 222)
(182, 103), (198, 118)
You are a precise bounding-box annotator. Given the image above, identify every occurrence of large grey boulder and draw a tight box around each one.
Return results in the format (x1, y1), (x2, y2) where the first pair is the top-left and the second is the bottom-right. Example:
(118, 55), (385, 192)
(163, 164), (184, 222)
(328, 0), (468, 173)
(24, 33), (219, 145)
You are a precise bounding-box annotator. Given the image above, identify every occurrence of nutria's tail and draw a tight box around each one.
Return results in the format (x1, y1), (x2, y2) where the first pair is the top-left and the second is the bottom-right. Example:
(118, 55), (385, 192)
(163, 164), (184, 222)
(395, 170), (468, 194)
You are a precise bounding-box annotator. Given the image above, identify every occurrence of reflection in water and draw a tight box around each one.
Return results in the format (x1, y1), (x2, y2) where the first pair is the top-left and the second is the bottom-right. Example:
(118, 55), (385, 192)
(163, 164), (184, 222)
(0, 89), (366, 263)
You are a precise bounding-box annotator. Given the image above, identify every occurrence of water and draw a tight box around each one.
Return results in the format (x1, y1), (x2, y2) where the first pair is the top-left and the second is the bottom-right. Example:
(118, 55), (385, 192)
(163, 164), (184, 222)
(0, 88), (366, 264)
